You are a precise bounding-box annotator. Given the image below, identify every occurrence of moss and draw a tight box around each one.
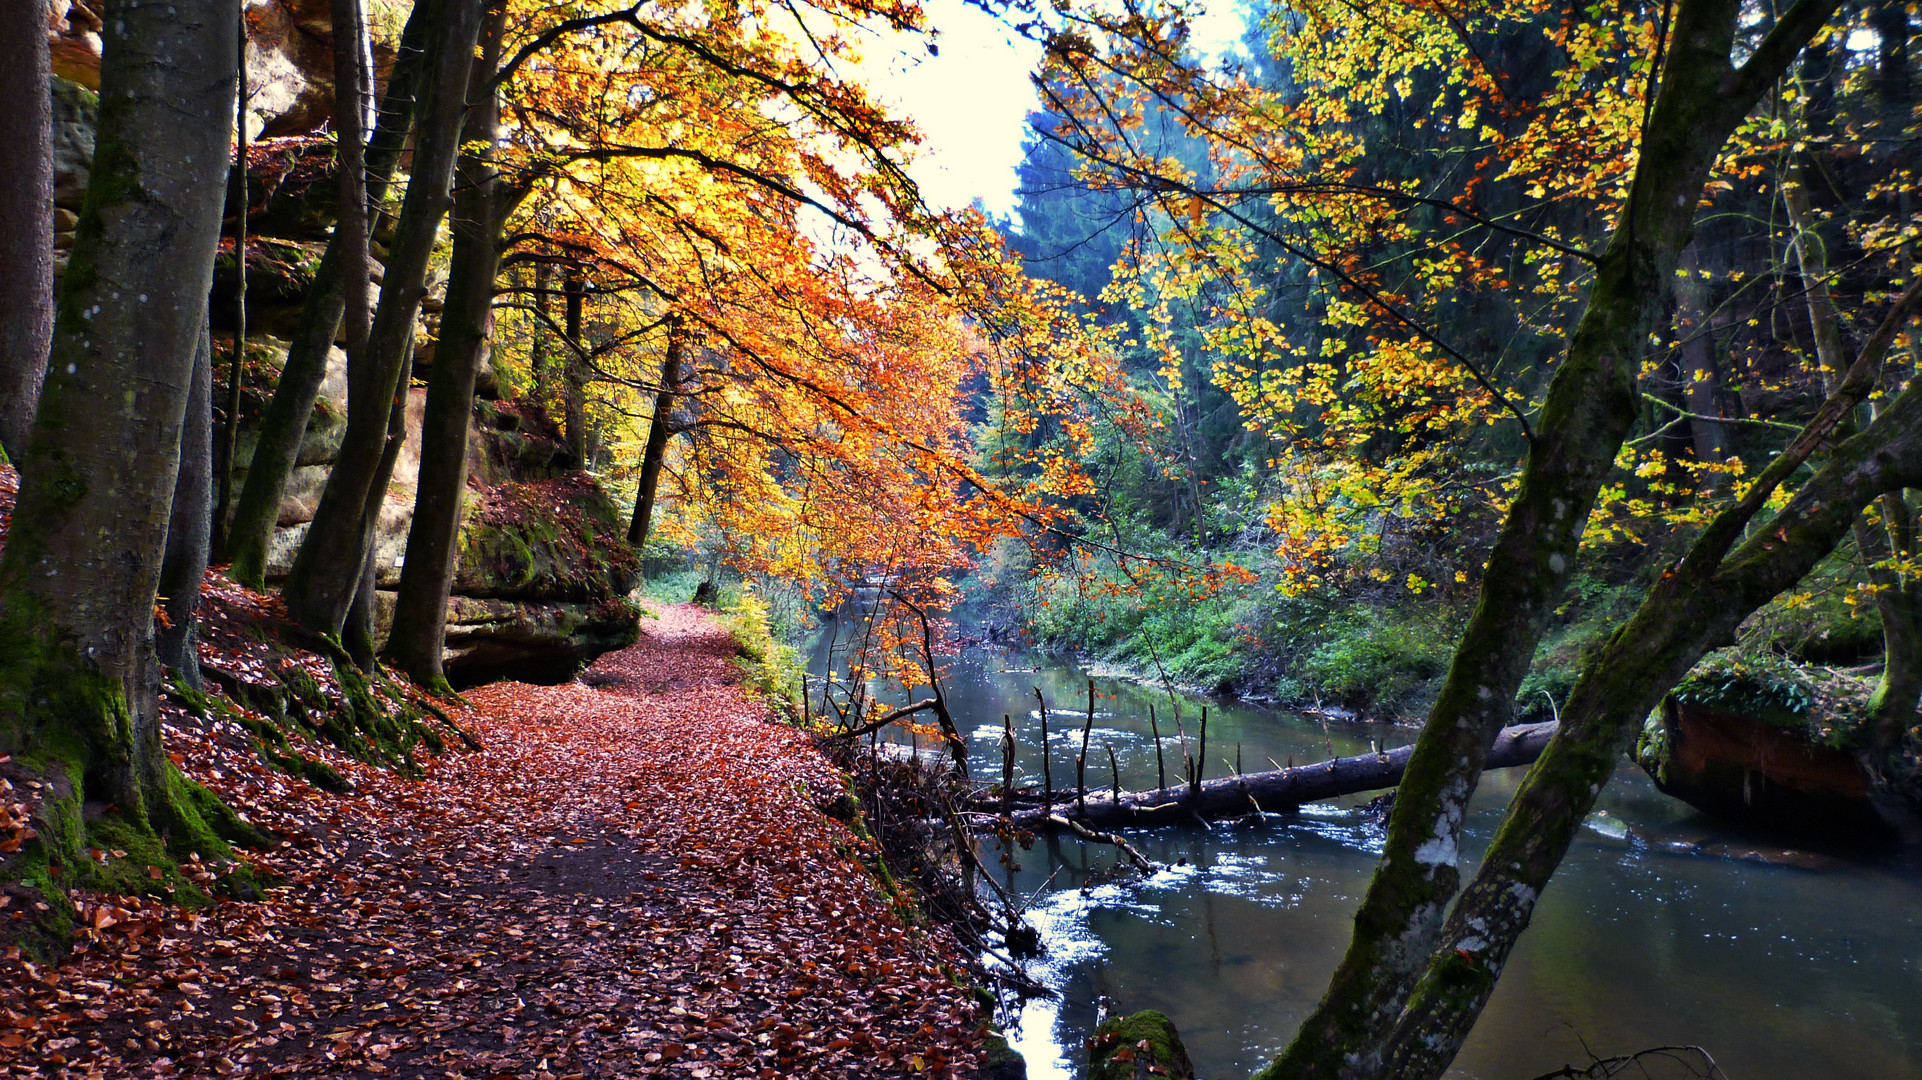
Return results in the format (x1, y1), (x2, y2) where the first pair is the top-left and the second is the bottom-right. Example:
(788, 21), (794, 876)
(979, 1028), (1029, 1080)
(1089, 1010), (1194, 1080)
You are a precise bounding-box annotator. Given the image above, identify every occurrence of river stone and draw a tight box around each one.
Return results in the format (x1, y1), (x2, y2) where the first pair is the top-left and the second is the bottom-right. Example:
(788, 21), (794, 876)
(1088, 1010), (1194, 1080)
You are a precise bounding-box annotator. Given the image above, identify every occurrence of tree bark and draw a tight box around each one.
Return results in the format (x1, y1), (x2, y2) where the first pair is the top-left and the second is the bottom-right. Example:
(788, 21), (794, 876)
(386, 3), (512, 689)
(1374, 282), (1922, 1080)
(282, 0), (482, 636)
(157, 319), (215, 691)
(0, 4), (54, 464)
(330, 0), (371, 366)
(995, 723), (1556, 831)
(342, 335), (414, 666)
(627, 322), (687, 547)
(564, 269), (589, 467)
(211, 14), (247, 551)
(1262, 4), (1841, 1076)
(0, 0), (245, 874)
(221, 0), (434, 587)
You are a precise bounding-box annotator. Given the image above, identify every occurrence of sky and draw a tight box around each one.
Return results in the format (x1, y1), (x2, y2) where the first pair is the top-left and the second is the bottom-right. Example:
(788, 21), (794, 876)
(849, 0), (1252, 220)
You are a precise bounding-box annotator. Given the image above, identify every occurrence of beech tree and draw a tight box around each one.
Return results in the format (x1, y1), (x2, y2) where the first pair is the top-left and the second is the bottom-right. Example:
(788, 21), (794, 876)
(0, 0), (55, 463)
(220, 0), (435, 589)
(281, 0), (484, 637)
(0, 0), (248, 878)
(385, 2), (517, 689)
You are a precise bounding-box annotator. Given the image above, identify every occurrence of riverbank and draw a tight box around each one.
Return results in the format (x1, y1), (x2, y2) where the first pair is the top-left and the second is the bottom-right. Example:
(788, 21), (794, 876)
(1, 604), (993, 1078)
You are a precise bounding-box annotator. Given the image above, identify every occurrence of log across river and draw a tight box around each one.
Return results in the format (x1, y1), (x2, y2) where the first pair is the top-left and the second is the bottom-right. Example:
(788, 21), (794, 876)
(986, 721), (1558, 830)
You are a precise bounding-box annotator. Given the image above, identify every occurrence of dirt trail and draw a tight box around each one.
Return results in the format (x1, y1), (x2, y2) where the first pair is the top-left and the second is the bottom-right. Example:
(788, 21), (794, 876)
(3, 604), (986, 1079)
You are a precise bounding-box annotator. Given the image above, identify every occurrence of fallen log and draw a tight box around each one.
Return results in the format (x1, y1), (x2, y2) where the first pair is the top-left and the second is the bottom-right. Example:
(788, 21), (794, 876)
(988, 721), (1558, 831)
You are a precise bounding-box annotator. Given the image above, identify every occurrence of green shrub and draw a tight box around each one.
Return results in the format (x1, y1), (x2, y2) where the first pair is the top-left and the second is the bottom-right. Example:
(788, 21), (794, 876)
(715, 583), (803, 719)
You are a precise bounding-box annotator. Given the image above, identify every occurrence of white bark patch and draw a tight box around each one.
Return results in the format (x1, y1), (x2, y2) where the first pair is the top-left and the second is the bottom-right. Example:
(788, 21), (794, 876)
(1414, 834), (1457, 867)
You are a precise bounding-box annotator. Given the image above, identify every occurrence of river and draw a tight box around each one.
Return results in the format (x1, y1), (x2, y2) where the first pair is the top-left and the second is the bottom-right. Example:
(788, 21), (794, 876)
(809, 631), (1922, 1079)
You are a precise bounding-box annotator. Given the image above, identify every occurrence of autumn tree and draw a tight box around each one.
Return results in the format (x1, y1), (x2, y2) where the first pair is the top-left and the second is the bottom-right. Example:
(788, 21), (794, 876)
(0, 0), (251, 886)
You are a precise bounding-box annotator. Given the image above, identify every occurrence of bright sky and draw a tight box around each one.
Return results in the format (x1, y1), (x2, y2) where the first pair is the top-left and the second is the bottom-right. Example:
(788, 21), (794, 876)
(850, 0), (1252, 220)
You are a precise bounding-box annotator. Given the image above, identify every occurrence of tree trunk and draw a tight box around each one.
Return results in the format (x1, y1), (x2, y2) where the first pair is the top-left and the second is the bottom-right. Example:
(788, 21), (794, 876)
(996, 723), (1556, 831)
(157, 319), (215, 691)
(211, 15), (247, 552)
(0, 6), (54, 464)
(342, 335), (415, 666)
(1675, 245), (1730, 470)
(343, 543), (381, 669)
(1374, 282), (1922, 1080)
(1262, 5), (1840, 1076)
(1784, 163), (1922, 763)
(282, 0), (482, 636)
(0, 0), (248, 885)
(330, 0), (371, 365)
(386, 3), (512, 690)
(564, 269), (588, 467)
(627, 323), (687, 548)
(221, 0), (434, 587)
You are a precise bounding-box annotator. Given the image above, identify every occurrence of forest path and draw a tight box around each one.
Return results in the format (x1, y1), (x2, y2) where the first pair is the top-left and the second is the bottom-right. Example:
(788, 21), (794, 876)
(3, 604), (985, 1079)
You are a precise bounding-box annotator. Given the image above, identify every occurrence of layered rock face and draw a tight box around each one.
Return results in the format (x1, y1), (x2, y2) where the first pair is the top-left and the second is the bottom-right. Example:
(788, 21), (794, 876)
(1636, 698), (1899, 845)
(221, 291), (639, 691)
(45, 4), (643, 686)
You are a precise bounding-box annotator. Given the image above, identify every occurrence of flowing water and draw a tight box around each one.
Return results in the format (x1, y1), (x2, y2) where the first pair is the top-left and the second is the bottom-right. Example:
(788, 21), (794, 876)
(810, 630), (1922, 1079)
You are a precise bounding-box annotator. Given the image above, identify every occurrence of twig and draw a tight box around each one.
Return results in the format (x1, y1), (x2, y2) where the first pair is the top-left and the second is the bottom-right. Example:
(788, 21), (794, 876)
(1048, 814), (1157, 874)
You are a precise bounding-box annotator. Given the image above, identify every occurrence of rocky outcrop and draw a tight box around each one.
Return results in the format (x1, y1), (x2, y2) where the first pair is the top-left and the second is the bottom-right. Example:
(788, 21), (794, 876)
(45, 0), (394, 137)
(228, 342), (638, 686)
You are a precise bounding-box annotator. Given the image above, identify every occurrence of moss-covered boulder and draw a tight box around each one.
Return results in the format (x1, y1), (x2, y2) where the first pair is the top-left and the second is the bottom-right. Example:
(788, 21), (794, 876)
(1635, 649), (1898, 845)
(451, 475), (639, 603)
(1088, 1010), (1194, 1080)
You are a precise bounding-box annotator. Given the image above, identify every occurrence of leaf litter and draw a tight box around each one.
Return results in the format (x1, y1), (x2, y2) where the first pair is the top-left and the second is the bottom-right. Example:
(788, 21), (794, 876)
(2, 604), (987, 1078)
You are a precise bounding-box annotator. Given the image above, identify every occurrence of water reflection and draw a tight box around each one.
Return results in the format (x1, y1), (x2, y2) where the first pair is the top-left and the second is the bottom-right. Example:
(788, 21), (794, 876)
(809, 633), (1922, 1079)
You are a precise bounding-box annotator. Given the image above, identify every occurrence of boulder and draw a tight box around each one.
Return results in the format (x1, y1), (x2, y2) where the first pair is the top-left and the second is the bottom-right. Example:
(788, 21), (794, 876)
(433, 595), (643, 688)
(1637, 697), (1897, 846)
(47, 1), (102, 89)
(1088, 1010), (1194, 1080)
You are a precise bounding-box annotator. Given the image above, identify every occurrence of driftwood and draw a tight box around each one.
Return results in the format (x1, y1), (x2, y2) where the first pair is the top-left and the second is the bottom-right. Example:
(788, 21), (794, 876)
(992, 721), (1558, 831)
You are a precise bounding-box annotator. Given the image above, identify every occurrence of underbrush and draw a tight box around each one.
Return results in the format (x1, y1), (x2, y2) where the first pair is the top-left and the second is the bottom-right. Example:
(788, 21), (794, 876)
(711, 582), (804, 718)
(974, 540), (1466, 718)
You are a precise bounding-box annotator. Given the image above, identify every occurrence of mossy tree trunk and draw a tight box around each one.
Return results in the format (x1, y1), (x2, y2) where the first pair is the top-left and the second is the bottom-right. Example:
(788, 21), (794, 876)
(0, 5), (53, 464)
(1784, 161), (1922, 762)
(627, 321), (687, 548)
(157, 321), (215, 691)
(1261, 4), (1841, 1076)
(386, 2), (517, 690)
(1375, 282), (1922, 1080)
(283, 0), (483, 636)
(221, 0), (434, 588)
(0, 0), (248, 899)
